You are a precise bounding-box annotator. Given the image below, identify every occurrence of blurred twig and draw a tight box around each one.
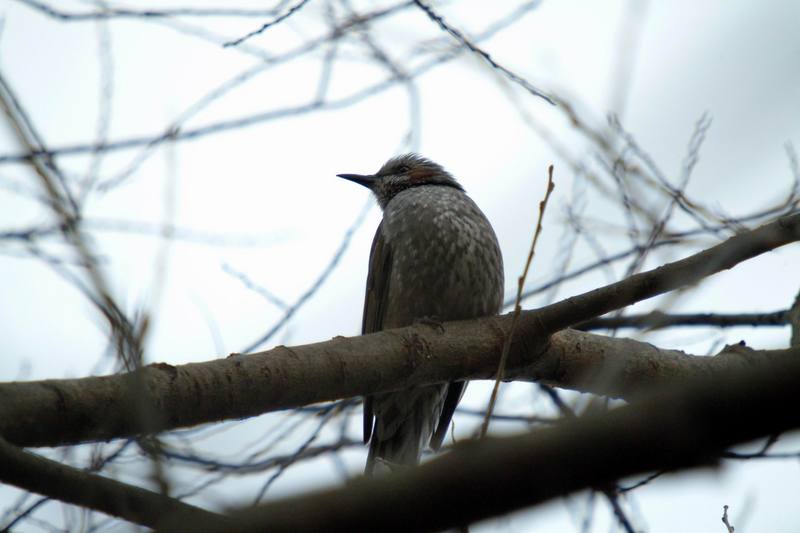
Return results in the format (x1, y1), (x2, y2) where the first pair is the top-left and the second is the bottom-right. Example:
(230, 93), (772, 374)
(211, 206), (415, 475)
(15, 0), (288, 19)
(224, 0), (313, 47)
(241, 196), (372, 352)
(411, 0), (553, 105)
(481, 165), (554, 437)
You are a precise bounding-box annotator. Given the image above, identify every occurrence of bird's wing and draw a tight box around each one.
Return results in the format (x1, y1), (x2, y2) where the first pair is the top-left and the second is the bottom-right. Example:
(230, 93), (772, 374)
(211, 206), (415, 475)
(430, 380), (466, 450)
(362, 221), (393, 443)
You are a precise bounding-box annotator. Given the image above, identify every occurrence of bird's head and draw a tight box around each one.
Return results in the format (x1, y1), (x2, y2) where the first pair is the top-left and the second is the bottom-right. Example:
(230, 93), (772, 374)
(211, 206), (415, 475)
(337, 153), (463, 209)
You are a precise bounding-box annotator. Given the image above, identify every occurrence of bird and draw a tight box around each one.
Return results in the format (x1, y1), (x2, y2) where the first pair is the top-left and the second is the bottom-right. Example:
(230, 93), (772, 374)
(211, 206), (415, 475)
(337, 153), (504, 474)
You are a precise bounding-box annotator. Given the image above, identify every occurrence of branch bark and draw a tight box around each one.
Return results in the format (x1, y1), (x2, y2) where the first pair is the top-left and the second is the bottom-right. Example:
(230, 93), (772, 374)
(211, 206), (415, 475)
(177, 347), (800, 533)
(0, 331), (794, 448)
(789, 287), (800, 346)
(0, 437), (228, 529)
(1, 212), (798, 448)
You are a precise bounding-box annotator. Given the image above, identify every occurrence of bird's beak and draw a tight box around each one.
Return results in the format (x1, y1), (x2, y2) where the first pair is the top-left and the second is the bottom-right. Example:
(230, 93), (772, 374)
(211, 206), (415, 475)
(337, 173), (376, 189)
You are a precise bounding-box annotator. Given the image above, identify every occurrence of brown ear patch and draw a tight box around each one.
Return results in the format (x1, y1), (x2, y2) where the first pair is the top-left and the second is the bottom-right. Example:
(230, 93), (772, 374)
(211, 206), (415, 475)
(408, 168), (436, 184)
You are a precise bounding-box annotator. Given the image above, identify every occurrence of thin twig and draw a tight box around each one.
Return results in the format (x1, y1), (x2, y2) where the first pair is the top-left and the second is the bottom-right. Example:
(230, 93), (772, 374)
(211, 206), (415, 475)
(480, 165), (554, 437)
(0, 2), (538, 168)
(240, 197), (372, 352)
(575, 310), (790, 331)
(252, 403), (342, 503)
(510, 237), (682, 308)
(721, 504), (735, 533)
(222, 263), (290, 310)
(224, 0), (313, 47)
(15, 0), (287, 19)
(411, 0), (553, 105)
(618, 471), (664, 493)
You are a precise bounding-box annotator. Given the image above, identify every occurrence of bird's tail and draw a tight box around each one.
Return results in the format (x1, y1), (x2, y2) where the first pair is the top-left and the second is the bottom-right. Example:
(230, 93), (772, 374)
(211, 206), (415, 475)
(365, 421), (424, 475)
(365, 385), (447, 475)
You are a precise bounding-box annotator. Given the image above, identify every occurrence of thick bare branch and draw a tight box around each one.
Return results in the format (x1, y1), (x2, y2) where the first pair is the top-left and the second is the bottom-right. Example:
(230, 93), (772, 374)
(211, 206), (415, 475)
(1, 212), (798, 447)
(0, 333), (795, 448)
(0, 437), (226, 529)
(184, 349), (800, 533)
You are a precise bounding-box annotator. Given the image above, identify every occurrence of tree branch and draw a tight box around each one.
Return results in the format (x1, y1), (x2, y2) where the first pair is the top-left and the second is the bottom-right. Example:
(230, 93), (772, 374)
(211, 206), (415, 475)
(0, 334), (795, 448)
(411, 0), (553, 104)
(533, 212), (800, 333)
(789, 287), (800, 346)
(0, 437), (227, 529)
(574, 309), (789, 331)
(1, 212), (798, 447)
(181, 349), (800, 533)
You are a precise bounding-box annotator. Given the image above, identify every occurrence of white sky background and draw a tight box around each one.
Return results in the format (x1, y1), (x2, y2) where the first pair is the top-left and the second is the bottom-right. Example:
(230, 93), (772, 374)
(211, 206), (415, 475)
(1, 0), (799, 531)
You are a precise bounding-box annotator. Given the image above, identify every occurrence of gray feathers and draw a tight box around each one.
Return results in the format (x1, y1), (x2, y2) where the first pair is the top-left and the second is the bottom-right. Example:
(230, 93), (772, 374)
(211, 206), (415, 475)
(338, 154), (504, 474)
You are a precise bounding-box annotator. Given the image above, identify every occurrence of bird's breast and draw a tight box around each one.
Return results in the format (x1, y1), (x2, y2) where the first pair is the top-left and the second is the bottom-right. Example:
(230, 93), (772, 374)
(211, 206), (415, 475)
(381, 187), (504, 328)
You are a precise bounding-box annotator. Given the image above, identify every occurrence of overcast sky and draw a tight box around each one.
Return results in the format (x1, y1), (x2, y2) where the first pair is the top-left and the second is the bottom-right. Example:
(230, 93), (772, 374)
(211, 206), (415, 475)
(1, 1), (799, 531)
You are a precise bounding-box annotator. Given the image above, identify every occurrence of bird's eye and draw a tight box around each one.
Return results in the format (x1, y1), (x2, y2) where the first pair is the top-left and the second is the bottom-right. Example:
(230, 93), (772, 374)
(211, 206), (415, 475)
(397, 164), (410, 173)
